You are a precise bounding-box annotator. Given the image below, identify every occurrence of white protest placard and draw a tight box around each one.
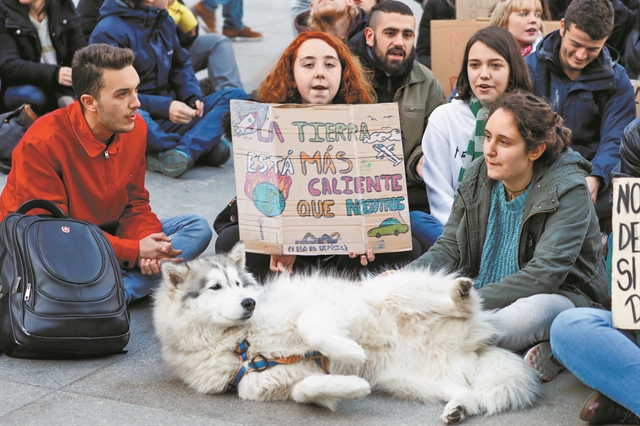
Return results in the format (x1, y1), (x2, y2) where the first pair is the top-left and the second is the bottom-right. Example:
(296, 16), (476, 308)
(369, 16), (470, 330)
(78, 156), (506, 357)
(231, 101), (413, 256)
(612, 177), (640, 329)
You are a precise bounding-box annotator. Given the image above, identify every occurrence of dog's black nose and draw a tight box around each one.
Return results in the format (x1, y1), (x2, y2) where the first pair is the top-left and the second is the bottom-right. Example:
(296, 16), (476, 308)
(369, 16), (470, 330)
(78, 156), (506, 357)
(241, 298), (256, 312)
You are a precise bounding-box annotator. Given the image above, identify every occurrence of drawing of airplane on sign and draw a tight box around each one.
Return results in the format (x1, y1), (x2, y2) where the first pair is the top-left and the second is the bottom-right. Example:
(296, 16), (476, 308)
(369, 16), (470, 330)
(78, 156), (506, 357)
(373, 143), (403, 166)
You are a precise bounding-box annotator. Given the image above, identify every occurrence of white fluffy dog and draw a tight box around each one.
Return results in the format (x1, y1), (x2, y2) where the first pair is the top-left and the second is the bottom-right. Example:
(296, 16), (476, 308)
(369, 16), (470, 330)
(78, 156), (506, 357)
(153, 243), (539, 424)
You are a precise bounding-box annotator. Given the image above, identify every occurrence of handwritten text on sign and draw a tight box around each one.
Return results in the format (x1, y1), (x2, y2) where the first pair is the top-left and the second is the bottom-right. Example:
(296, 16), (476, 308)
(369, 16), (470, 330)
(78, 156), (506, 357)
(231, 101), (413, 256)
(612, 178), (640, 330)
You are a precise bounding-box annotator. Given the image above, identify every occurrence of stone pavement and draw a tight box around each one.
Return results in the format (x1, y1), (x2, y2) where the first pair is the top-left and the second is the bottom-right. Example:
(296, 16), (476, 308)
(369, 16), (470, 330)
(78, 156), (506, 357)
(0, 1), (599, 424)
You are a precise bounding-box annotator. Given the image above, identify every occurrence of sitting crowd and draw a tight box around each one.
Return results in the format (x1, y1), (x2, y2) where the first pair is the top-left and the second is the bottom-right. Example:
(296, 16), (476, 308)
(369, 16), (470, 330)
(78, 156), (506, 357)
(0, 0), (638, 424)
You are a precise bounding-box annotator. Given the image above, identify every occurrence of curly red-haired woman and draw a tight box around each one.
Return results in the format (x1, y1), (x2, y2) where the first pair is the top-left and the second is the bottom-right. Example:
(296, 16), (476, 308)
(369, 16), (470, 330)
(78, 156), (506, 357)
(257, 31), (374, 105)
(215, 32), (421, 280)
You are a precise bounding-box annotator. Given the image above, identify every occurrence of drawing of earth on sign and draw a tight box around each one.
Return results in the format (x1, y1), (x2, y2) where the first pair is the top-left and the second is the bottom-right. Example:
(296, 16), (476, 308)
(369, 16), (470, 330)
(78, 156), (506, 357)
(244, 168), (292, 217)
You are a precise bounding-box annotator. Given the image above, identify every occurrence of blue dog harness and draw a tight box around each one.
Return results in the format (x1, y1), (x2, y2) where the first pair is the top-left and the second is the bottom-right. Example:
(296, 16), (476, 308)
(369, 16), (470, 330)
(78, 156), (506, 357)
(228, 340), (329, 389)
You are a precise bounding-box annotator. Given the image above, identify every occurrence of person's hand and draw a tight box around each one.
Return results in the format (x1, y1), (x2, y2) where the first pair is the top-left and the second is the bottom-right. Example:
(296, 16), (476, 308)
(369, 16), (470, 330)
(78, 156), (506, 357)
(585, 176), (600, 204)
(193, 100), (204, 118)
(58, 66), (73, 86)
(416, 155), (424, 180)
(189, 28), (197, 37)
(349, 249), (375, 266)
(137, 232), (183, 275)
(270, 254), (296, 273)
(169, 101), (197, 124)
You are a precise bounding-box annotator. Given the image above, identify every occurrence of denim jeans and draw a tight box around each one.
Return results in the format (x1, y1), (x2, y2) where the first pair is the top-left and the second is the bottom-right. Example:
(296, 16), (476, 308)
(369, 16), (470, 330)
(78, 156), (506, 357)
(138, 87), (248, 160)
(123, 214), (212, 303)
(4, 85), (51, 115)
(491, 293), (575, 351)
(409, 211), (444, 253)
(188, 33), (244, 92)
(551, 308), (640, 416)
(203, 0), (243, 30)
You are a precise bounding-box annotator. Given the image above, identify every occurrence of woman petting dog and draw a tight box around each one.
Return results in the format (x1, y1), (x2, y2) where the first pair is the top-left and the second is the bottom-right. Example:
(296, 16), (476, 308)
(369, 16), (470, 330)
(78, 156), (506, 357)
(407, 91), (610, 381)
(214, 31), (422, 280)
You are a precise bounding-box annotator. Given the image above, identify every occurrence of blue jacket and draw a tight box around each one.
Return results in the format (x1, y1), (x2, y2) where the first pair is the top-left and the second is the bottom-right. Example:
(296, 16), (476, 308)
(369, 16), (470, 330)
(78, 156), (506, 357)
(89, 0), (201, 120)
(526, 30), (636, 188)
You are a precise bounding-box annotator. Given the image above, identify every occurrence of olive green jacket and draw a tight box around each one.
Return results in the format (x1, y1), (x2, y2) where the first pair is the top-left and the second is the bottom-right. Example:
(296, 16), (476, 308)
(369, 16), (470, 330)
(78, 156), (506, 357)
(408, 149), (610, 310)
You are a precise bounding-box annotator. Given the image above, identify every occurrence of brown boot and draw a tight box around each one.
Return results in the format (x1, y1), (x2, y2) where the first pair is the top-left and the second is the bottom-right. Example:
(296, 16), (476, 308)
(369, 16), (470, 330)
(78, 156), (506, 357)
(579, 391), (640, 425)
(222, 26), (262, 41)
(192, 1), (216, 33)
(18, 104), (38, 129)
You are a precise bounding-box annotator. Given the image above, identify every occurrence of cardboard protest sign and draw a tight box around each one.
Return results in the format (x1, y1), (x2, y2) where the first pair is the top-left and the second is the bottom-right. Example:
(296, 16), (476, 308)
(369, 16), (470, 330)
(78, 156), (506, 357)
(612, 177), (640, 330)
(231, 101), (413, 256)
(431, 20), (561, 97)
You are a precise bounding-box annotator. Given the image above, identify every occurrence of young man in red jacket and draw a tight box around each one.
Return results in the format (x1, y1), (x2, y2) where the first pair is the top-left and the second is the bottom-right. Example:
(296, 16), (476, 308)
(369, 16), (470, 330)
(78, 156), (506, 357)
(0, 44), (212, 303)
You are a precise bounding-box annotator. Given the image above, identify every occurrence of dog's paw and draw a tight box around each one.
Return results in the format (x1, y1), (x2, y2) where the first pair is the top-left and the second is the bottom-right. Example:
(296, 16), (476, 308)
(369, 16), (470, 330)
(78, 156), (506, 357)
(450, 278), (473, 302)
(321, 338), (367, 365)
(340, 376), (371, 400)
(441, 403), (466, 424)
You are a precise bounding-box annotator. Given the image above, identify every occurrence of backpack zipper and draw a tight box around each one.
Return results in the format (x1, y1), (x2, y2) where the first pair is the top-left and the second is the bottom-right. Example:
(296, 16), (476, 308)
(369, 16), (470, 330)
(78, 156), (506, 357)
(24, 283), (31, 301)
(12, 276), (21, 294)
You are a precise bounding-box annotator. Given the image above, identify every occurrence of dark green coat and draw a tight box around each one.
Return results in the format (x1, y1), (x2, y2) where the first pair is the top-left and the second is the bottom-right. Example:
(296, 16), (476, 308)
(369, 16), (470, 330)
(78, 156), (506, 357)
(408, 149), (609, 310)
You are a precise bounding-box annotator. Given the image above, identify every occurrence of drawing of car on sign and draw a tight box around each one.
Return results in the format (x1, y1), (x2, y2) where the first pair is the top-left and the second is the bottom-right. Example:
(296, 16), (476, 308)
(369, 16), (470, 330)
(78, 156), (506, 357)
(368, 218), (409, 238)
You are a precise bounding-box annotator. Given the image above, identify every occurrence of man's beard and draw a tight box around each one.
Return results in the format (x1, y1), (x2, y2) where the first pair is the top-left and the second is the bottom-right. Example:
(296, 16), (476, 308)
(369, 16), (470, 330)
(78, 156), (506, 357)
(371, 36), (414, 76)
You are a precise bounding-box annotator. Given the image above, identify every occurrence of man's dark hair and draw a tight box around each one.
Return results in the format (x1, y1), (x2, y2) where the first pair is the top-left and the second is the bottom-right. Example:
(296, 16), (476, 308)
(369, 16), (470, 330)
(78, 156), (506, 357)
(72, 44), (135, 100)
(368, 0), (413, 29)
(456, 26), (531, 102)
(563, 0), (614, 41)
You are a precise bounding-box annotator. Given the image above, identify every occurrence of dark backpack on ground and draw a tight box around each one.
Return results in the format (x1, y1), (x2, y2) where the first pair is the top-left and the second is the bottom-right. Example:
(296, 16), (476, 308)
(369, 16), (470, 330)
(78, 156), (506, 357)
(0, 200), (130, 359)
(0, 104), (37, 174)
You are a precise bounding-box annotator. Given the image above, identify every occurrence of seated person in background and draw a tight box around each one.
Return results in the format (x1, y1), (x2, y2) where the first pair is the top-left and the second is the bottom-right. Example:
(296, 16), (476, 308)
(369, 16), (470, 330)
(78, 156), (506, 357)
(549, 118), (640, 426)
(77, 0), (244, 96)
(166, 0), (244, 96)
(191, 0), (262, 40)
(415, 0), (455, 69)
(0, 44), (212, 303)
(294, 0), (368, 42)
(349, 1), (446, 253)
(215, 31), (422, 280)
(0, 0), (85, 114)
(407, 92), (609, 382)
(90, 0), (248, 178)
(417, 27), (532, 247)
(489, 0), (550, 56)
(526, 0), (636, 228)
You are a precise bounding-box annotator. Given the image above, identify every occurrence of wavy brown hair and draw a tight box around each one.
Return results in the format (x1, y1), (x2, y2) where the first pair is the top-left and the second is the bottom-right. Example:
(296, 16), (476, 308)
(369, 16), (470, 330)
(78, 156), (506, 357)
(490, 91), (571, 165)
(257, 31), (374, 105)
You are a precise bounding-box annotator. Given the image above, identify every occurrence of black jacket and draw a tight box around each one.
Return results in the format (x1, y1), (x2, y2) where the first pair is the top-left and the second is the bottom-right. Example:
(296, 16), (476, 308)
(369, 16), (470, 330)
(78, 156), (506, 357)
(416, 0), (455, 69)
(0, 0), (85, 90)
(621, 117), (640, 177)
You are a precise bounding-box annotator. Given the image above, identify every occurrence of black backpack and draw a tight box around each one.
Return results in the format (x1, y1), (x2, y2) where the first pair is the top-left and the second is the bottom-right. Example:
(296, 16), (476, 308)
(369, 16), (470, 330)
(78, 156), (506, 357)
(0, 200), (130, 358)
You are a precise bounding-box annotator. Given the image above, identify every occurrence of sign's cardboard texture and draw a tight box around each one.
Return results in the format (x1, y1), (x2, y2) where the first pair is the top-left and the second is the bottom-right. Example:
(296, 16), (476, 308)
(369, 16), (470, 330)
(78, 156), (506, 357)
(632, 79), (640, 118)
(456, 0), (496, 19)
(431, 20), (561, 97)
(231, 101), (413, 256)
(611, 177), (640, 330)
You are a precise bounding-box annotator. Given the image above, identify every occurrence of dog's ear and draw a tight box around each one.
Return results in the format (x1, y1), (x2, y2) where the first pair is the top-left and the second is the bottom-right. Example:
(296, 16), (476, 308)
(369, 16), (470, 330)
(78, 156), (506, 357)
(161, 262), (190, 288)
(227, 241), (246, 269)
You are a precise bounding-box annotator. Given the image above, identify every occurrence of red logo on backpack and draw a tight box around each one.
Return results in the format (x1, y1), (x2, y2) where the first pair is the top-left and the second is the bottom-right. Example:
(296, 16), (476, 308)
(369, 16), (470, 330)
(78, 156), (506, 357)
(61, 226), (70, 233)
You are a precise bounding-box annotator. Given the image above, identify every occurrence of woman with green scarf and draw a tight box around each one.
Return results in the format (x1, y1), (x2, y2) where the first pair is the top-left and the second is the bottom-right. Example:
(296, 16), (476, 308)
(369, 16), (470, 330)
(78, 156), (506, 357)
(412, 27), (532, 250)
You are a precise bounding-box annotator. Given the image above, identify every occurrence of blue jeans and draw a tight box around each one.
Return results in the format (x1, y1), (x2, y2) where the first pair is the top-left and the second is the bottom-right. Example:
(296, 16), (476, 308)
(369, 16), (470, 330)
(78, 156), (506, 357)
(409, 211), (444, 253)
(138, 88), (248, 160)
(551, 308), (640, 416)
(123, 214), (212, 303)
(4, 85), (51, 115)
(188, 33), (244, 91)
(203, 0), (243, 30)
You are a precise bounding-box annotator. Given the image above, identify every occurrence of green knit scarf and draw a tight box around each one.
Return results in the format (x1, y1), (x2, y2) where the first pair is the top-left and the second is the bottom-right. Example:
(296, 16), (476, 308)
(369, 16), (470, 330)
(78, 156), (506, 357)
(457, 96), (489, 184)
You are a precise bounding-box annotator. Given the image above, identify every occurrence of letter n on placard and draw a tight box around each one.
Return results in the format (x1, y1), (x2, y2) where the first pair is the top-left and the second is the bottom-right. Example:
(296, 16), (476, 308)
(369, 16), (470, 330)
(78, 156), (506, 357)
(612, 177), (640, 330)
